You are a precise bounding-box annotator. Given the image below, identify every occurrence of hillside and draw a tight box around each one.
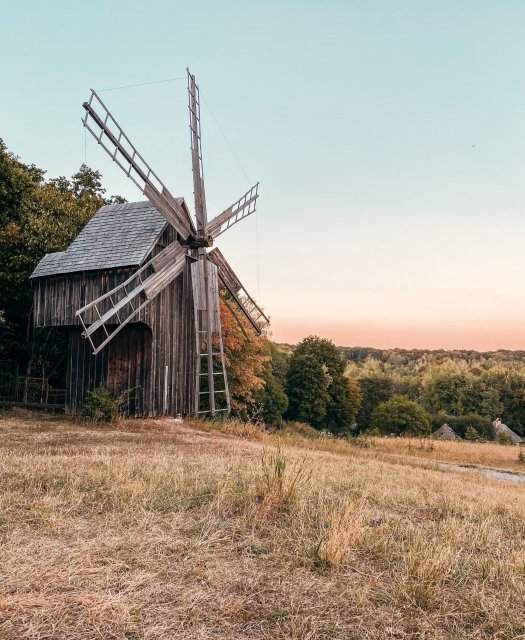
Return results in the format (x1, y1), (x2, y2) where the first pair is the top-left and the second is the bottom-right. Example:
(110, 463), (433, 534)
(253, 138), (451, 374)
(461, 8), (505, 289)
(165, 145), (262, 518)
(1, 411), (525, 638)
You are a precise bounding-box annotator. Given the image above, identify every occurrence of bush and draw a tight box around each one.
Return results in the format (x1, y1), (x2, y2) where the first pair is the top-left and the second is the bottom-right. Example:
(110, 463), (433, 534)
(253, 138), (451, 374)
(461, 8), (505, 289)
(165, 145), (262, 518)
(371, 396), (431, 436)
(280, 421), (320, 439)
(83, 385), (136, 422)
(464, 426), (480, 441)
(496, 431), (514, 446)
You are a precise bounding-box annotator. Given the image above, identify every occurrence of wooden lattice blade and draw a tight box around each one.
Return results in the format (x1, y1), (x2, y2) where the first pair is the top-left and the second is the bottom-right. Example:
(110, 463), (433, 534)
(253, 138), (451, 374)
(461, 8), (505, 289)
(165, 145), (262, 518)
(76, 242), (187, 354)
(187, 69), (208, 230)
(207, 247), (269, 334)
(82, 90), (195, 240)
(205, 183), (259, 239)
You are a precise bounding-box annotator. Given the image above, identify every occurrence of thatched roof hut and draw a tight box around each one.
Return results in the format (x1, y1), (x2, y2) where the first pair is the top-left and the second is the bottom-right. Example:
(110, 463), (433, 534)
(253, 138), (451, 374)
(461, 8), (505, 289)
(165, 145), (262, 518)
(492, 419), (523, 444)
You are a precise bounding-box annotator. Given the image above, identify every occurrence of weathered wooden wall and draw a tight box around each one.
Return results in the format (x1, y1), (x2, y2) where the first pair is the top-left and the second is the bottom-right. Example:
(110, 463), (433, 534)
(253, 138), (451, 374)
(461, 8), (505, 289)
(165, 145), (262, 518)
(66, 323), (152, 416)
(33, 228), (197, 417)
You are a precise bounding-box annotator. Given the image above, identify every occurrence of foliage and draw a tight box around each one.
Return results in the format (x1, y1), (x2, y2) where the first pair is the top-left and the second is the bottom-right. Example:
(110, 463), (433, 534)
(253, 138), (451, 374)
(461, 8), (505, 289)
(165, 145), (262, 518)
(346, 378), (363, 426)
(286, 353), (330, 428)
(286, 336), (355, 433)
(421, 372), (502, 418)
(371, 395), (431, 436)
(343, 345), (525, 435)
(0, 140), (122, 375)
(495, 431), (515, 446)
(219, 300), (270, 414)
(255, 366), (288, 425)
(464, 426), (481, 441)
(82, 385), (136, 422)
(356, 374), (394, 430)
(481, 370), (525, 435)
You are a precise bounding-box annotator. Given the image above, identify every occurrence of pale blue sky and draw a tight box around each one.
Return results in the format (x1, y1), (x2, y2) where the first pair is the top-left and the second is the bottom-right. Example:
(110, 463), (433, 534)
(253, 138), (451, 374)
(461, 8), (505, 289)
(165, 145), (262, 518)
(2, 1), (525, 349)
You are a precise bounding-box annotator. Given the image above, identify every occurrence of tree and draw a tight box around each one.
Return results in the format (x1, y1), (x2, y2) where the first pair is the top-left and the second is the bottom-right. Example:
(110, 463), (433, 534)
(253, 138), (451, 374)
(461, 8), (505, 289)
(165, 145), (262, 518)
(371, 396), (431, 436)
(286, 336), (354, 433)
(356, 374), (394, 430)
(465, 426), (480, 441)
(255, 367), (288, 425)
(422, 372), (502, 419)
(481, 370), (525, 435)
(346, 379), (363, 426)
(286, 353), (330, 428)
(0, 141), (110, 370)
(219, 300), (269, 414)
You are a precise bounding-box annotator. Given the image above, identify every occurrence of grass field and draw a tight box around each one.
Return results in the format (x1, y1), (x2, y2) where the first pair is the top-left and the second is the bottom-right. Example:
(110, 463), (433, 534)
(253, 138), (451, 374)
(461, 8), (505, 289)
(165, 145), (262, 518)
(1, 411), (525, 639)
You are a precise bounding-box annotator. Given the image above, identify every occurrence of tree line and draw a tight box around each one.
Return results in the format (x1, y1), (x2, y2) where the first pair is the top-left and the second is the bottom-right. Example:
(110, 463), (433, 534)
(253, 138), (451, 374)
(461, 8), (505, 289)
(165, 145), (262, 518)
(1, 139), (523, 437)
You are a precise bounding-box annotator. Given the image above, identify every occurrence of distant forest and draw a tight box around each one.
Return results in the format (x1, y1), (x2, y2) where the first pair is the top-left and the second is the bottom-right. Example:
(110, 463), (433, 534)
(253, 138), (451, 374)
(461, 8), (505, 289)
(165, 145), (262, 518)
(338, 346), (525, 437)
(342, 347), (525, 368)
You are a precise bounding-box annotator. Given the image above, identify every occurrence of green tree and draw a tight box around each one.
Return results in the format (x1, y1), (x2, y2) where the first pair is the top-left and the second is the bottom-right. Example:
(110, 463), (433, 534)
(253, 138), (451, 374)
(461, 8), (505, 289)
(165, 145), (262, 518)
(481, 370), (525, 435)
(422, 372), (501, 419)
(356, 374), (394, 430)
(286, 352), (330, 428)
(0, 140), (120, 371)
(456, 413), (492, 439)
(287, 336), (355, 433)
(255, 367), (289, 425)
(347, 379), (363, 426)
(465, 426), (480, 441)
(371, 396), (431, 436)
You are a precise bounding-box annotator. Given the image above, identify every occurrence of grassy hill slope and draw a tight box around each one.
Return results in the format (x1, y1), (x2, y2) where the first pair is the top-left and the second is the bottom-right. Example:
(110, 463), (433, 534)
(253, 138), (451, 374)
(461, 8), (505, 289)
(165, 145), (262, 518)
(1, 412), (525, 639)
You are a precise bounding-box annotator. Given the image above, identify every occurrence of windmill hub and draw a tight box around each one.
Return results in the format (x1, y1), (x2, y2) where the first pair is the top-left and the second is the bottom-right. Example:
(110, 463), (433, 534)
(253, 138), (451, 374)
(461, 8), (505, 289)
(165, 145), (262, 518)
(186, 234), (214, 249)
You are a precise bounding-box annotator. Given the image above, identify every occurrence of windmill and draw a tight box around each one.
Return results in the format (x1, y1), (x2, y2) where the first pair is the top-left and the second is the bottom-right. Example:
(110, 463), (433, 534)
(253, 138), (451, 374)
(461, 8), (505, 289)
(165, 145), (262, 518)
(77, 69), (269, 416)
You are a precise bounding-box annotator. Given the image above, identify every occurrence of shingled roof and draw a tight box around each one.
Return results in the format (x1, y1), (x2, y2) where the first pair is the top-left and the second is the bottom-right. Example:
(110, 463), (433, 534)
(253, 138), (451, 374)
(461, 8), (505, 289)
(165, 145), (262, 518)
(30, 201), (175, 278)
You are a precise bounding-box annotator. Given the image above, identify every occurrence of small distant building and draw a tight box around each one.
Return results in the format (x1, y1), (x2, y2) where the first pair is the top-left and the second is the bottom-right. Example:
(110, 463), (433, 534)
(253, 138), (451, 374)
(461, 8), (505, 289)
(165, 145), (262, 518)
(492, 419), (523, 444)
(433, 423), (461, 440)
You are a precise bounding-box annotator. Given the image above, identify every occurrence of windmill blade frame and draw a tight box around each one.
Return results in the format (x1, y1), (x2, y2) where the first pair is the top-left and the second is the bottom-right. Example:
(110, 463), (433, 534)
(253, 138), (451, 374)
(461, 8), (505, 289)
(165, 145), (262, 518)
(206, 183), (259, 239)
(208, 247), (269, 333)
(83, 90), (196, 240)
(76, 242), (188, 354)
(188, 69), (208, 232)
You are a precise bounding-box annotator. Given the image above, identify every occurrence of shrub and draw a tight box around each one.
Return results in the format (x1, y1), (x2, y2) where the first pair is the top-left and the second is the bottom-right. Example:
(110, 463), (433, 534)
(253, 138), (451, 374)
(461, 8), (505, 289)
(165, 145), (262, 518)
(371, 396), (431, 436)
(496, 431), (514, 446)
(464, 426), (480, 441)
(83, 385), (136, 422)
(280, 421), (320, 439)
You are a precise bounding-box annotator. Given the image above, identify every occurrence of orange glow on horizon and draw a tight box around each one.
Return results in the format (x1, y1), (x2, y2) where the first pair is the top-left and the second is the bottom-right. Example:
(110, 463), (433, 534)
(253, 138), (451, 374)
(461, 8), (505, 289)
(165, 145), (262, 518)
(270, 318), (525, 352)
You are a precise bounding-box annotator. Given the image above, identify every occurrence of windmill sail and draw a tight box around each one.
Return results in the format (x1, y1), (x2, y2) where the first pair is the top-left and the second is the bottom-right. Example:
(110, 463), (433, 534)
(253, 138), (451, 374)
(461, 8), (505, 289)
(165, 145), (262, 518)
(83, 90), (195, 240)
(188, 69), (208, 231)
(206, 183), (259, 239)
(77, 242), (187, 354)
(207, 247), (268, 333)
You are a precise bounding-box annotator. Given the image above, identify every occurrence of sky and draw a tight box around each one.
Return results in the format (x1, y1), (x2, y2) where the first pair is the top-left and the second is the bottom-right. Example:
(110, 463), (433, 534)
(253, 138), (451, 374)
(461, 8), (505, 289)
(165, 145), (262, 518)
(2, 1), (525, 350)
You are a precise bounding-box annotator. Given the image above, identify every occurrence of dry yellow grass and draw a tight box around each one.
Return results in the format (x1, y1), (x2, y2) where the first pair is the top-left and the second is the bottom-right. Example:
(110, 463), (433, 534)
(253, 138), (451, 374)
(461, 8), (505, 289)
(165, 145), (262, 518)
(1, 410), (525, 639)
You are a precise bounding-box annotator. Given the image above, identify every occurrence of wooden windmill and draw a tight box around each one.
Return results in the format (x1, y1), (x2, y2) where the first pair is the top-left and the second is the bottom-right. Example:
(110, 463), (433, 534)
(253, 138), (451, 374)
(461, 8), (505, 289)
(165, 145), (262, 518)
(77, 69), (268, 416)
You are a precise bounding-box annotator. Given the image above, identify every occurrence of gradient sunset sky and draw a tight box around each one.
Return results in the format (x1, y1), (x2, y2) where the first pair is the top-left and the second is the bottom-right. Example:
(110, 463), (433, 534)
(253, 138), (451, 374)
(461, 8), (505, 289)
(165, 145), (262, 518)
(2, 1), (525, 350)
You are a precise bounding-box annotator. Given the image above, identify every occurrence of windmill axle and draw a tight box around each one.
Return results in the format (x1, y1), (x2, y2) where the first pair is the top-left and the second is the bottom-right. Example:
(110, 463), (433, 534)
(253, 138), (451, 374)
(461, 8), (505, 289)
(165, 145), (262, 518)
(186, 234), (214, 249)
